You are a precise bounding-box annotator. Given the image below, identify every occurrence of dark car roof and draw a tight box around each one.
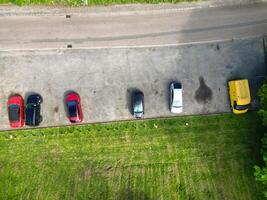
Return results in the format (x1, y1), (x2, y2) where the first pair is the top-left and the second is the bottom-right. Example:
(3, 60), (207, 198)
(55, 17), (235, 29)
(133, 91), (143, 102)
(8, 104), (20, 122)
(133, 91), (144, 115)
(67, 101), (78, 118)
(25, 103), (41, 126)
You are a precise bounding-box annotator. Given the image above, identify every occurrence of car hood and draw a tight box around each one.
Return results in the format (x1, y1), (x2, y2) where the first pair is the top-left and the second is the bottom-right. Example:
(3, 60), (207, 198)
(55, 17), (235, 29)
(10, 121), (20, 128)
(171, 107), (183, 114)
(134, 112), (143, 118)
(69, 116), (81, 123)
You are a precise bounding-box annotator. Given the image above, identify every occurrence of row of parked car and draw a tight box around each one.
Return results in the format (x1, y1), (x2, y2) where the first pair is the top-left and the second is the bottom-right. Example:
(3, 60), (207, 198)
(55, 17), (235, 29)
(7, 82), (183, 128)
(8, 91), (84, 128)
(7, 78), (252, 128)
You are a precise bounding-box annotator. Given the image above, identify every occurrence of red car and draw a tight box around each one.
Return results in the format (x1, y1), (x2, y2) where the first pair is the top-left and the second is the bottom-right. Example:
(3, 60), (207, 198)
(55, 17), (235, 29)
(66, 92), (83, 123)
(8, 95), (24, 128)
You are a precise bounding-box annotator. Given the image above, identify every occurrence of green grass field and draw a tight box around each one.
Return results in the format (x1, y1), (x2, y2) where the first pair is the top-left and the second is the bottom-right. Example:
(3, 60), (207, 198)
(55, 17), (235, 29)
(0, 0), (194, 6)
(0, 113), (264, 200)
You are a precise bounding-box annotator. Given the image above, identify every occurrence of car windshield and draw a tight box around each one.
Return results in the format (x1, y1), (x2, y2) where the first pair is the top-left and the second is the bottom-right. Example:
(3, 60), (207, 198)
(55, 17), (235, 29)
(8, 104), (20, 122)
(67, 101), (78, 117)
(234, 103), (249, 111)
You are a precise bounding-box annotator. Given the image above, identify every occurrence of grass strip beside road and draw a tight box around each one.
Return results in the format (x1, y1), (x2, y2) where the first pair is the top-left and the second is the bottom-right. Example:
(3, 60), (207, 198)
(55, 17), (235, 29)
(0, 0), (195, 6)
(0, 113), (264, 200)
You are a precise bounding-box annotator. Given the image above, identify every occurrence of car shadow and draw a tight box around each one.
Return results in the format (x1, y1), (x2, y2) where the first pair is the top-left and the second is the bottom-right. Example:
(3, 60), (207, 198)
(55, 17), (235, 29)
(8, 93), (22, 100)
(24, 91), (41, 103)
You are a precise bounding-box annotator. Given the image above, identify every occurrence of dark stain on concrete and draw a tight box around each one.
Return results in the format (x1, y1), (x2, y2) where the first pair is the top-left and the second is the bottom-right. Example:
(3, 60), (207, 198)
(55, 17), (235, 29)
(216, 44), (220, 51)
(54, 106), (59, 113)
(195, 76), (213, 104)
(225, 64), (234, 69)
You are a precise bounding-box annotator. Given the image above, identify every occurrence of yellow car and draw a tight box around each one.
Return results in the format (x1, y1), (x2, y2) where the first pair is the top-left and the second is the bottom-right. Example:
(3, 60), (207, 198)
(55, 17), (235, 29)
(228, 79), (251, 114)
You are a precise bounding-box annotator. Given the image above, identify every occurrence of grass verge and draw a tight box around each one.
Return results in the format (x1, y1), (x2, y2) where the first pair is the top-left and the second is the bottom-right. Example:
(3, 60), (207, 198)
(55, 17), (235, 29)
(0, 113), (264, 200)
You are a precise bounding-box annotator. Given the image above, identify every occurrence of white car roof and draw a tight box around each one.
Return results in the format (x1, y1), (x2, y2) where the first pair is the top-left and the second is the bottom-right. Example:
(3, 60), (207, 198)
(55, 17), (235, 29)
(172, 88), (183, 108)
(173, 88), (182, 101)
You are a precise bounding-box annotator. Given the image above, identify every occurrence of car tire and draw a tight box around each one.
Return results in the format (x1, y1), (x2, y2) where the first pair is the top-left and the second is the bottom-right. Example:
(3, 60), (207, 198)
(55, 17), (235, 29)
(38, 95), (43, 104)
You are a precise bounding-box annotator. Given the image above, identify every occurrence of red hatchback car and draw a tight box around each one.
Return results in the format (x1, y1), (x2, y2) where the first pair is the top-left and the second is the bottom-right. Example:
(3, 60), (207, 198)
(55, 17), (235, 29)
(66, 92), (83, 123)
(8, 95), (24, 128)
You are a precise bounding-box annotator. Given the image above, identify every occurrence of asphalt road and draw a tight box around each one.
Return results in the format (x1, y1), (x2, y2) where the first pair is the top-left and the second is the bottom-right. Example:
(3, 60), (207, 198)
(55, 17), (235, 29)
(0, 3), (266, 129)
(0, 3), (267, 50)
(0, 37), (265, 130)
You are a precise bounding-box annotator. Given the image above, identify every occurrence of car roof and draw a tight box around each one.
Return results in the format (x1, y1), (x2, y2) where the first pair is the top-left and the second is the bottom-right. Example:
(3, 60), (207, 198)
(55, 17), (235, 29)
(68, 101), (78, 117)
(173, 88), (182, 100)
(134, 91), (143, 100)
(8, 104), (20, 122)
(25, 104), (40, 125)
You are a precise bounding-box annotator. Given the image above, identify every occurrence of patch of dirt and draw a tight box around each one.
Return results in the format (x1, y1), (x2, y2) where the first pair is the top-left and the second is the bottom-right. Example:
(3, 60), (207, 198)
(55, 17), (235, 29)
(82, 169), (92, 180)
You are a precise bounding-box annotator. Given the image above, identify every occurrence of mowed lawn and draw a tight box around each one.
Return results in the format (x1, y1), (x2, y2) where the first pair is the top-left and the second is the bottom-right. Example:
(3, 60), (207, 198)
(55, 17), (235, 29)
(0, 113), (264, 200)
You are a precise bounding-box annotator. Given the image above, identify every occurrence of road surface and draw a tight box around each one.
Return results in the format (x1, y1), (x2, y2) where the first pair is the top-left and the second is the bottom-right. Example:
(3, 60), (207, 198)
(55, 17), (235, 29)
(0, 3), (266, 130)
(0, 3), (267, 50)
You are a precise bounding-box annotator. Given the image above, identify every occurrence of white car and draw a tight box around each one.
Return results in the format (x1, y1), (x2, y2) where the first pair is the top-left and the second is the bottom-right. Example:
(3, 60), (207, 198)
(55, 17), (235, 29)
(170, 82), (183, 113)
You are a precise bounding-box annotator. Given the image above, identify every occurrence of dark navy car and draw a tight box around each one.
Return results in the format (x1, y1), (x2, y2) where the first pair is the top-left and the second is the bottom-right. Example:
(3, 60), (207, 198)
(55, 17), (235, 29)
(132, 91), (144, 118)
(25, 94), (43, 126)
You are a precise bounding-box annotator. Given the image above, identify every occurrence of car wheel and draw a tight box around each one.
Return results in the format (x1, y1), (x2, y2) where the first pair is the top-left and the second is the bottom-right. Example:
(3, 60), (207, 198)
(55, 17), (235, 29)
(38, 95), (43, 104)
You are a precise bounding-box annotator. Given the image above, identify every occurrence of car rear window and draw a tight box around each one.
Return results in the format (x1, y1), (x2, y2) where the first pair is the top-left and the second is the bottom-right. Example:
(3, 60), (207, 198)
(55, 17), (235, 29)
(8, 104), (20, 122)
(173, 100), (182, 108)
(134, 101), (143, 113)
(234, 102), (250, 111)
(174, 83), (182, 89)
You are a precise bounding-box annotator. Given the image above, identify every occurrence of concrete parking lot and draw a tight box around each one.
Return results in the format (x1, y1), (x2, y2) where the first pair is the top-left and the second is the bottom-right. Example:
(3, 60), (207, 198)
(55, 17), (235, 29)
(0, 37), (266, 129)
